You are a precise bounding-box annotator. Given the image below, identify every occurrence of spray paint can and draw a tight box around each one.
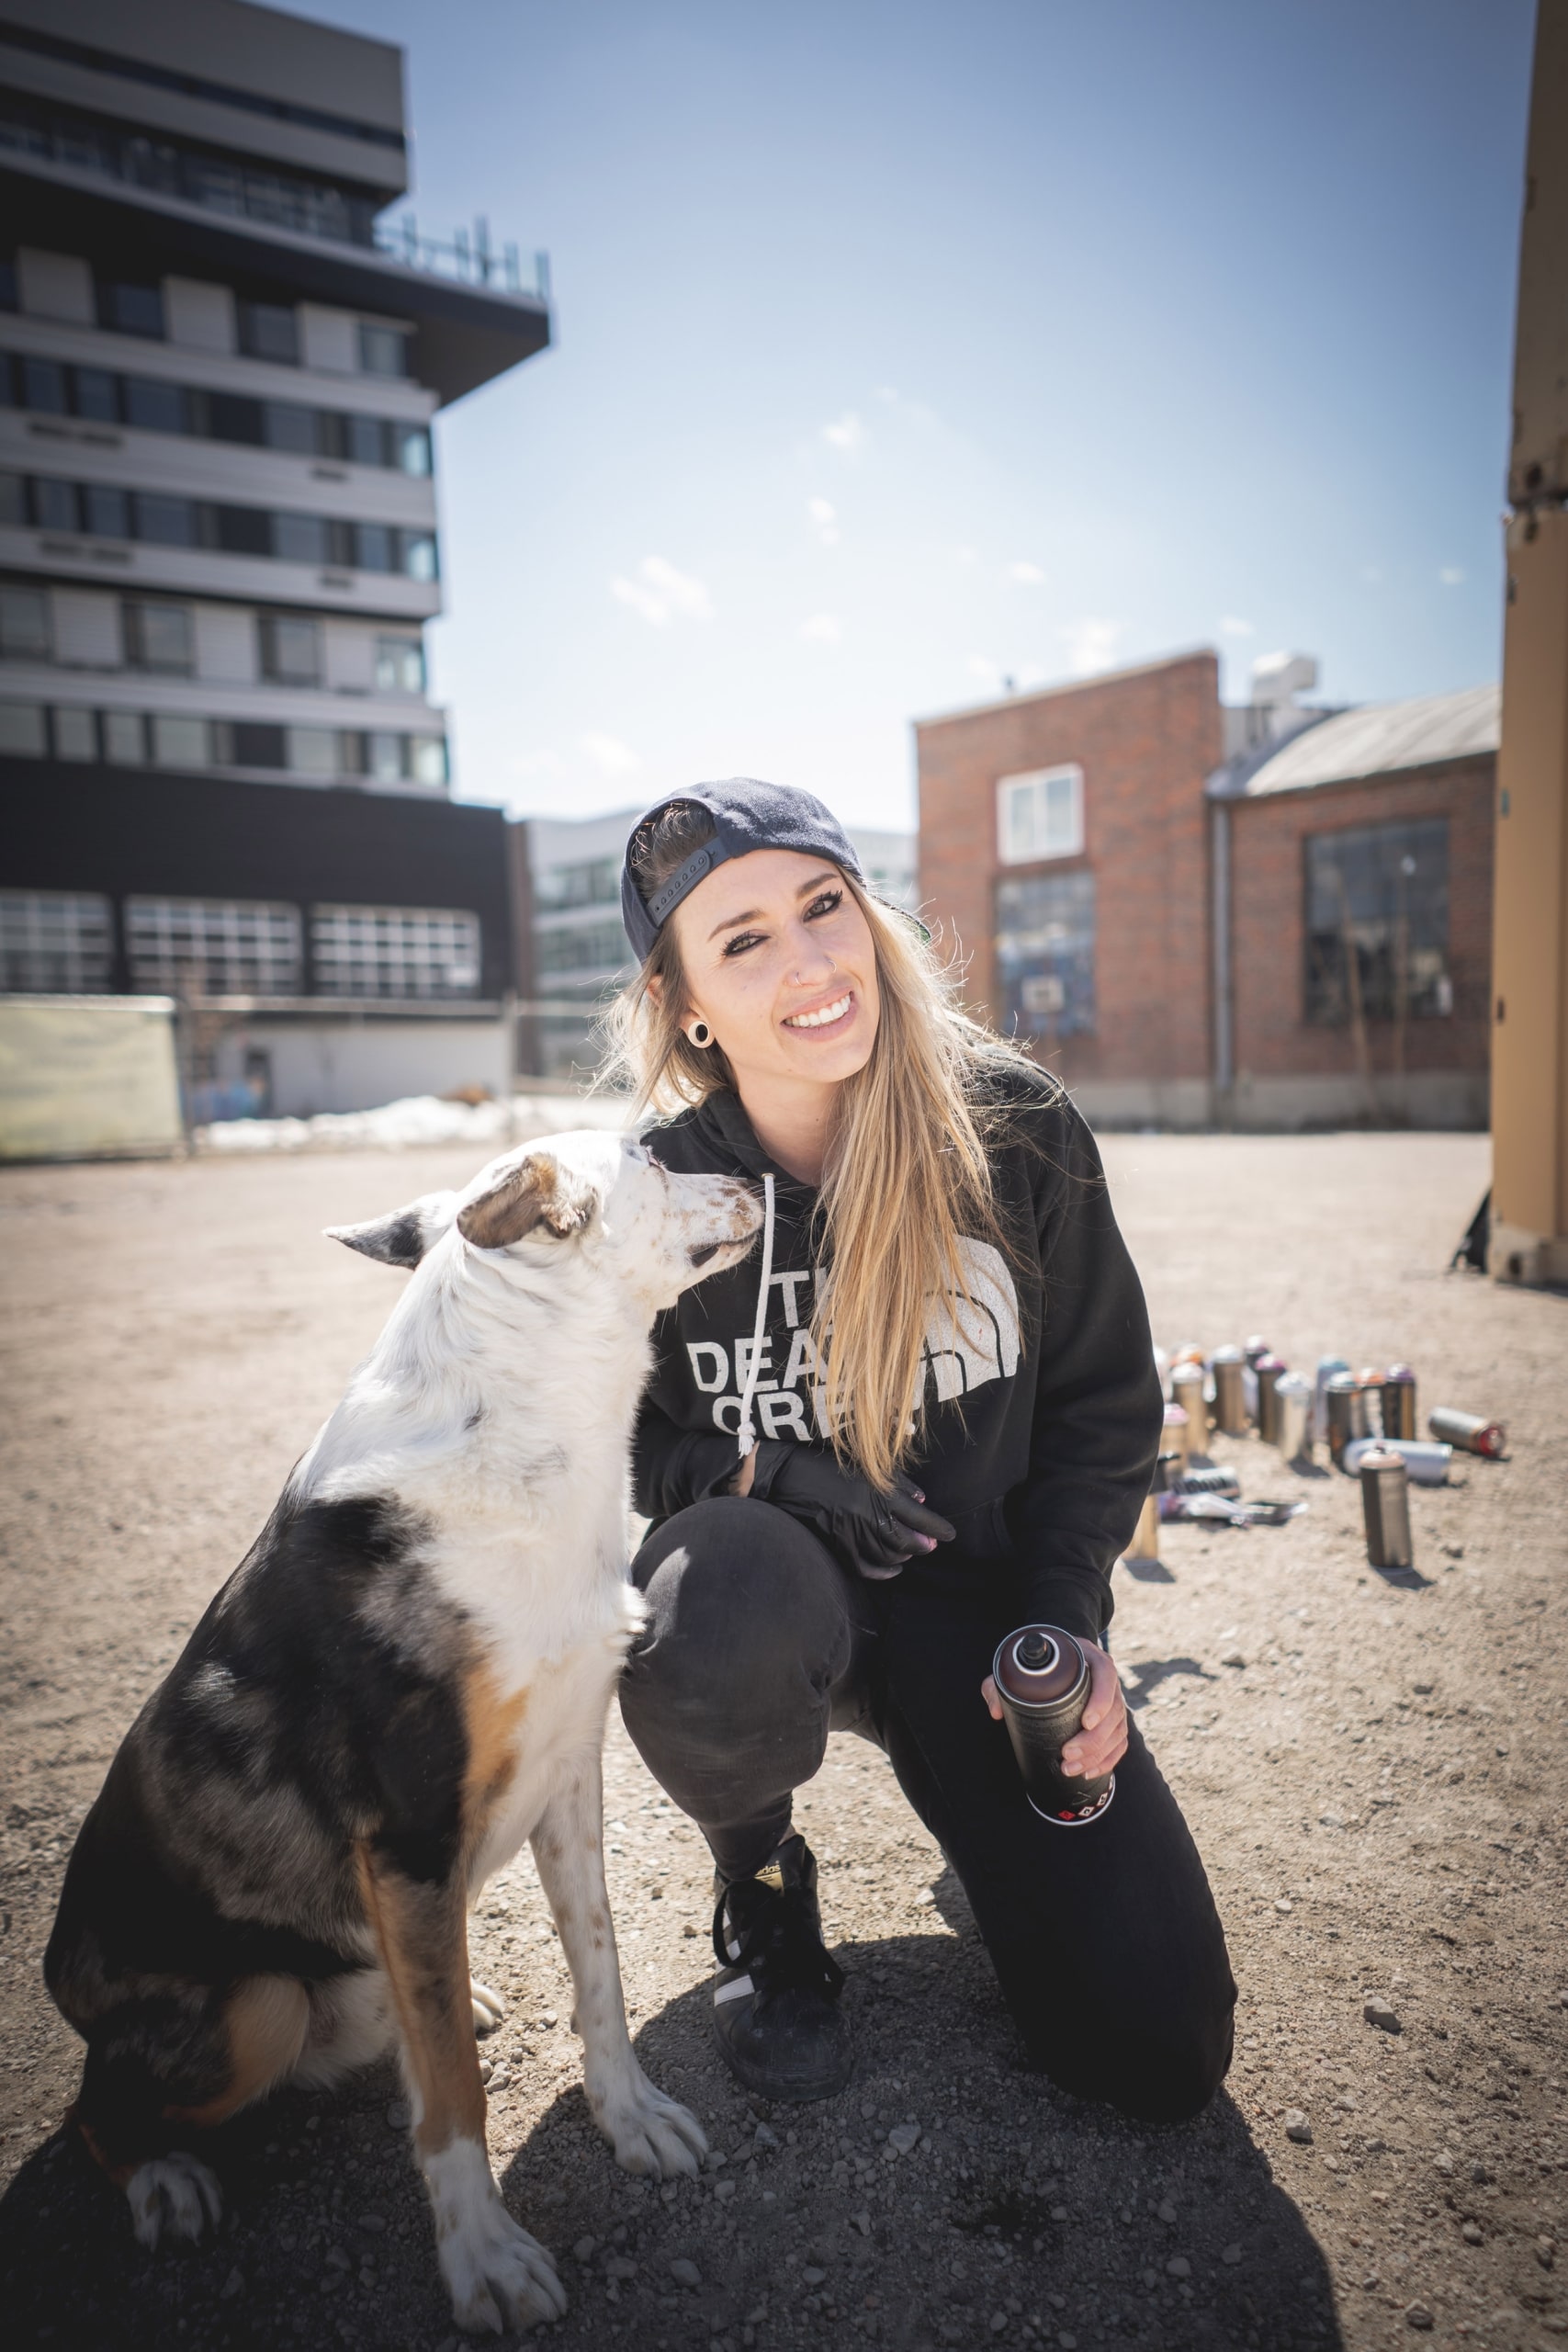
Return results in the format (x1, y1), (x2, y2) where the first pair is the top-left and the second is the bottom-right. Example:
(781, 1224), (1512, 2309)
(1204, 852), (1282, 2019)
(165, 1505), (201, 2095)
(1255, 1354), (1288, 1446)
(1381, 1364), (1417, 1442)
(1343, 1436), (1451, 1487)
(1170, 1361), (1208, 1456)
(991, 1625), (1116, 1826)
(1126, 1492), (1161, 1561)
(1325, 1373), (1363, 1465)
(1358, 1446), (1414, 1570)
(1162, 1402), (1191, 1466)
(1211, 1344), (1247, 1436)
(1356, 1369), (1388, 1440)
(1314, 1355), (1351, 1445)
(1428, 1407), (1506, 1459)
(1244, 1335), (1272, 1372)
(1274, 1371), (1313, 1463)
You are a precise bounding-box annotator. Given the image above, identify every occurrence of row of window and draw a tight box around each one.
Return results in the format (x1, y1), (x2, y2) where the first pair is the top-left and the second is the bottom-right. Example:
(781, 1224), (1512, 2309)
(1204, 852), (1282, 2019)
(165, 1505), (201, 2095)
(0, 892), (481, 1000)
(992, 817), (1454, 1039)
(0, 472), (438, 580)
(534, 854), (624, 912)
(0, 585), (423, 693)
(2, 352), (431, 473)
(0, 699), (447, 786)
(536, 919), (634, 975)
(0, 100), (382, 255)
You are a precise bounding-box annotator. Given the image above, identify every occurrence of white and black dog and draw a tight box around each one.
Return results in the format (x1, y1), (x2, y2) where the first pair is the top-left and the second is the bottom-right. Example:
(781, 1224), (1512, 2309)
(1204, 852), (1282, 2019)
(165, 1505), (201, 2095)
(44, 1132), (762, 2335)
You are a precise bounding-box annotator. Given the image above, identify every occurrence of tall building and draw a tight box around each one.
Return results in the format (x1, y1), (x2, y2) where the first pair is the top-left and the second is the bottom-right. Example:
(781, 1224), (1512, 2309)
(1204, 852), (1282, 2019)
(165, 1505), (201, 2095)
(0, 0), (549, 1117)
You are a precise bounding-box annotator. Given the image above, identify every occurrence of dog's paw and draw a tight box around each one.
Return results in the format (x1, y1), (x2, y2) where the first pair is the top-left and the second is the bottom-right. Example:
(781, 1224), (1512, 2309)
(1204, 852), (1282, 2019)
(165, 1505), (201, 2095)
(126, 2152), (223, 2249)
(593, 2064), (707, 2179)
(441, 2204), (566, 2335)
(469, 1979), (506, 2037)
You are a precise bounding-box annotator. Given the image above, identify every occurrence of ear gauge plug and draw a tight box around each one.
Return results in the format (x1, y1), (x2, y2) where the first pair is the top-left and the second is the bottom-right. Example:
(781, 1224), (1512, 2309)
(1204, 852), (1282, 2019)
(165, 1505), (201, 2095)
(690, 1022), (713, 1048)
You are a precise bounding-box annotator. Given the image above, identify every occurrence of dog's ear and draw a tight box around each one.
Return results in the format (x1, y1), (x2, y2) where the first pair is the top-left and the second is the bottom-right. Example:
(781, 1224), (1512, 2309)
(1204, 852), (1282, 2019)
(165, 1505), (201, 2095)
(457, 1151), (596, 1250)
(326, 1190), (459, 1270)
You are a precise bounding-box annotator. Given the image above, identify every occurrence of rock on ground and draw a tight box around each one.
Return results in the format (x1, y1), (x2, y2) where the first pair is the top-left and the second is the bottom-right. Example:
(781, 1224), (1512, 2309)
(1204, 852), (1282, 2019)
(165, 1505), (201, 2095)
(0, 1129), (1564, 2351)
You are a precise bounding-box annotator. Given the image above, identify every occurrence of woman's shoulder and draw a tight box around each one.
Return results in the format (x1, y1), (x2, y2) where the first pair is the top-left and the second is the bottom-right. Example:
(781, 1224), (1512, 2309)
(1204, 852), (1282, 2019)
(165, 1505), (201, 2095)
(966, 1044), (1077, 1127)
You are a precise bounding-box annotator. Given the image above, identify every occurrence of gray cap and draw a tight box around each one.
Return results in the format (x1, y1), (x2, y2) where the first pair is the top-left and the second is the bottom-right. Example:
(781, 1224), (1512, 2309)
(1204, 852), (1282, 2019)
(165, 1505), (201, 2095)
(619, 777), (865, 963)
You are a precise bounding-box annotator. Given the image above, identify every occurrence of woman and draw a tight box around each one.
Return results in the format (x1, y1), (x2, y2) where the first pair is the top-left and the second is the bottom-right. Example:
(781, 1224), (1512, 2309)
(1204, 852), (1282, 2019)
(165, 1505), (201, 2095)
(609, 777), (1235, 2121)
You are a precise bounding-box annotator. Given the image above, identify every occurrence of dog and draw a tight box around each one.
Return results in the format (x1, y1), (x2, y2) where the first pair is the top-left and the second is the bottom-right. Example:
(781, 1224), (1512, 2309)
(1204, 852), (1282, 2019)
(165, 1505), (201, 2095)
(44, 1131), (762, 2335)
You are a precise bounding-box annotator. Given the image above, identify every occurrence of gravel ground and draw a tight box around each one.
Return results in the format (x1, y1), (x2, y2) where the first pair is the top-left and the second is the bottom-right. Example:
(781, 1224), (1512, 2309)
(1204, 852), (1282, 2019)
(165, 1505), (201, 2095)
(1, 1128), (1564, 2352)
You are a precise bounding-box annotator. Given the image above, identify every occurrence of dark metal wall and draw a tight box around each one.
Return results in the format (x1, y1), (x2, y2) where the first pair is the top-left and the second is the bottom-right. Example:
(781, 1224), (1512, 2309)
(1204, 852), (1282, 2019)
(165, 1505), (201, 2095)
(2, 760), (513, 997)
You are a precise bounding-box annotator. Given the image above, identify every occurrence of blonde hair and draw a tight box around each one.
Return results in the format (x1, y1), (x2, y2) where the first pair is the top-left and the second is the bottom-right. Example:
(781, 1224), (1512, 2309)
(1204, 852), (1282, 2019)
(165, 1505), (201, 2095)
(603, 801), (1038, 1489)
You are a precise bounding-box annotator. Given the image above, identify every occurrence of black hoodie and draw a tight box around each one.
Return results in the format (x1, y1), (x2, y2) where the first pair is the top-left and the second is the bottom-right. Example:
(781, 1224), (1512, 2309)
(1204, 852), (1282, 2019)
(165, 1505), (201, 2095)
(634, 1063), (1163, 1645)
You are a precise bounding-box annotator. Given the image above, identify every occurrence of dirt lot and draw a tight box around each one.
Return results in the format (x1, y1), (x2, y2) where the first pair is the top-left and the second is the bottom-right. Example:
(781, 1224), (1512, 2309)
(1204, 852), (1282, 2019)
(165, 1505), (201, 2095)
(2, 1127), (1564, 2352)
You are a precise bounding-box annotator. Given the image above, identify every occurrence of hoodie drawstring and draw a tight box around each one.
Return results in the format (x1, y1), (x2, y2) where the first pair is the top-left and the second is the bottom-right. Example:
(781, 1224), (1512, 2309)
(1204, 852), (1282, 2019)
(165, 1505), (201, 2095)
(736, 1172), (776, 1459)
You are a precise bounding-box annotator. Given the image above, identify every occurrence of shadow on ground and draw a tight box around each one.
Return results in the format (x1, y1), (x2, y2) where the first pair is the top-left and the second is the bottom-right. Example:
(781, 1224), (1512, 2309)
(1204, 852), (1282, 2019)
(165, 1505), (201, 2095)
(1, 1933), (1342, 2352)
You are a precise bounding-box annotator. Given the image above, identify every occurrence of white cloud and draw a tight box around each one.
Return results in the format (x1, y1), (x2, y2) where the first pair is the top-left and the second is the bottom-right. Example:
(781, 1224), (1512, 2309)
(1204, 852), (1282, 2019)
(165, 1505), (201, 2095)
(580, 731), (641, 777)
(1009, 560), (1046, 585)
(821, 411), (865, 452)
(611, 555), (714, 627)
(1438, 566), (1466, 587)
(1060, 617), (1122, 676)
(807, 496), (840, 547)
(1219, 615), (1255, 637)
(800, 613), (841, 643)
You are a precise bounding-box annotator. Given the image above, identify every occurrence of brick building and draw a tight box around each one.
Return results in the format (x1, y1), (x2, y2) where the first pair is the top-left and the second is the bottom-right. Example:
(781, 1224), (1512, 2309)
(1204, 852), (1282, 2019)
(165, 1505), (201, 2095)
(914, 655), (1497, 1131)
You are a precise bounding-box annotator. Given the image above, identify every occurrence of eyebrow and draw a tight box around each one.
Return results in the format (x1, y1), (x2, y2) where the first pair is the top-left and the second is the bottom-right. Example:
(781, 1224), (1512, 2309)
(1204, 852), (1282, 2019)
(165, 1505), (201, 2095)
(705, 868), (841, 943)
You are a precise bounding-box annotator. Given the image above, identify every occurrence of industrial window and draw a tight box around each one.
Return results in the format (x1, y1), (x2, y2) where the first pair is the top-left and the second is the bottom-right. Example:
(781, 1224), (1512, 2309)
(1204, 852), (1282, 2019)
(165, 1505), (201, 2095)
(311, 905), (480, 999)
(21, 356), (66, 413)
(52, 706), (97, 761)
(1, 356), (429, 473)
(0, 584), (51, 660)
(997, 765), (1085, 865)
(151, 714), (210, 770)
(536, 857), (625, 912)
(0, 891), (113, 991)
(994, 867), (1097, 1040)
(357, 323), (409, 379)
(536, 920), (633, 974)
(134, 492), (196, 547)
(124, 601), (194, 673)
(122, 377), (186, 435)
(285, 726), (336, 777)
(375, 636), (425, 694)
(259, 614), (321, 685)
(99, 280), (165, 339)
(32, 477), (78, 533)
(0, 699), (46, 754)
(1303, 819), (1452, 1023)
(103, 711), (147, 764)
(125, 898), (302, 997)
(6, 471), (437, 576)
(238, 301), (299, 366)
(83, 484), (130, 538)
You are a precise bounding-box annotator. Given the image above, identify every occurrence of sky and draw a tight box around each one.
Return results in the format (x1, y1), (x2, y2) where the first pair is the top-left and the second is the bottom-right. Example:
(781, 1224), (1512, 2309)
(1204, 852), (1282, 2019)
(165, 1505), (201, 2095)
(296, 0), (1535, 833)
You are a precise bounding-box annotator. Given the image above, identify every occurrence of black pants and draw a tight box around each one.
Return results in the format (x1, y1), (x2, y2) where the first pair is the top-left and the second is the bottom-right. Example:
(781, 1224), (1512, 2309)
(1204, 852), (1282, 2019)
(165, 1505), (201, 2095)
(620, 1497), (1236, 2125)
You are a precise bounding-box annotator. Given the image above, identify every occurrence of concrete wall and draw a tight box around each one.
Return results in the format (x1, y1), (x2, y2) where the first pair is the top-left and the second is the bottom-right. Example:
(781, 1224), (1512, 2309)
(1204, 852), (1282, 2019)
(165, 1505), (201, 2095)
(916, 651), (1224, 1091)
(212, 1018), (510, 1119)
(1225, 755), (1494, 1128)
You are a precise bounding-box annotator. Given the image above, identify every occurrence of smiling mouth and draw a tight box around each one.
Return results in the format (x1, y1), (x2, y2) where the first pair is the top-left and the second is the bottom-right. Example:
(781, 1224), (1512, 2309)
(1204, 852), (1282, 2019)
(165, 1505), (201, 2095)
(783, 991), (853, 1033)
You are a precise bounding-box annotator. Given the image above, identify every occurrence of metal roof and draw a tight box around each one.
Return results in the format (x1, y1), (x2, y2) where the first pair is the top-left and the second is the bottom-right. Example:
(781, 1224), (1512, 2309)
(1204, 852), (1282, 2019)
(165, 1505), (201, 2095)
(1216, 684), (1499, 800)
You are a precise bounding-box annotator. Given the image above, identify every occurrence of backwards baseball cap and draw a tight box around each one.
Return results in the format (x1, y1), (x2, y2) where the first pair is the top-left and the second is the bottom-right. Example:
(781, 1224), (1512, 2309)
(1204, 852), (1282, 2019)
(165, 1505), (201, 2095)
(619, 777), (866, 965)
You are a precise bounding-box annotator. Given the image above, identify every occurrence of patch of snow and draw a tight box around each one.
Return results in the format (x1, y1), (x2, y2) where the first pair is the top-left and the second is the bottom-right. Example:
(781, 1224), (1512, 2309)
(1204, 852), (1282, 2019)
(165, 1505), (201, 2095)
(197, 1092), (629, 1154)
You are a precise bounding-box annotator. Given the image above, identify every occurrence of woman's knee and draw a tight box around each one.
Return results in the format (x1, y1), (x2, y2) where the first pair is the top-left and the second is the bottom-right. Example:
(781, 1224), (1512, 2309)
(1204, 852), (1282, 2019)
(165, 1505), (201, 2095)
(629, 1498), (852, 1694)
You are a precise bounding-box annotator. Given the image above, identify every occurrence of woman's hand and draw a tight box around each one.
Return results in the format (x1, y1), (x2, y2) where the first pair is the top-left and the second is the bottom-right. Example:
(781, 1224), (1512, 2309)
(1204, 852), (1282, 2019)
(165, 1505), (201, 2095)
(981, 1638), (1129, 1778)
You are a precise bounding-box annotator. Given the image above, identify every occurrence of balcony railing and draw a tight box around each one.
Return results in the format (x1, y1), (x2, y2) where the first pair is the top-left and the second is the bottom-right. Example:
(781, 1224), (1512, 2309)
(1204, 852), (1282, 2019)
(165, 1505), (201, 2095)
(373, 217), (549, 302)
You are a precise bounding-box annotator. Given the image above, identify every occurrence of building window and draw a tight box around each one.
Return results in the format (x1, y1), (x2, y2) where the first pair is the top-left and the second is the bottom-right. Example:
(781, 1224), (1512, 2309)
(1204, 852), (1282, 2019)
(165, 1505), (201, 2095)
(0, 584), (51, 660)
(124, 601), (194, 673)
(83, 484), (130, 539)
(0, 699), (47, 754)
(262, 400), (317, 455)
(259, 614), (321, 685)
(0, 890), (113, 991)
(536, 857), (625, 912)
(355, 522), (394, 574)
(997, 764), (1085, 865)
(151, 714), (210, 770)
(103, 711), (148, 763)
(536, 920), (634, 974)
(0, 470), (25, 527)
(311, 905), (480, 998)
(122, 377), (187, 435)
(396, 424), (432, 477)
(73, 367), (118, 422)
(357, 323), (409, 379)
(238, 300), (299, 365)
(21, 356), (67, 413)
(52, 706), (97, 761)
(125, 898), (302, 996)
(375, 636), (425, 694)
(32, 477), (79, 534)
(273, 512), (330, 566)
(995, 868), (1097, 1040)
(410, 735), (447, 787)
(1303, 819), (1452, 1023)
(403, 532), (438, 582)
(285, 725), (337, 776)
(134, 492), (197, 547)
(99, 280), (165, 338)
(226, 721), (288, 769)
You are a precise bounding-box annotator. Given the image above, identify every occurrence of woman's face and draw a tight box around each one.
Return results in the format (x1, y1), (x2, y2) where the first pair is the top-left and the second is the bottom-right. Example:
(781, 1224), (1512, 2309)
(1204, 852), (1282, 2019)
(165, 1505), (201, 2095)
(669, 847), (881, 1091)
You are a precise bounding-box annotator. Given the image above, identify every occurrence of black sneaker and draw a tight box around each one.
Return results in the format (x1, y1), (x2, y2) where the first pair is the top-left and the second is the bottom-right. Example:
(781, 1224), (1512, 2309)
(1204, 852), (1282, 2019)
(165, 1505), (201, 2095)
(711, 1834), (852, 2102)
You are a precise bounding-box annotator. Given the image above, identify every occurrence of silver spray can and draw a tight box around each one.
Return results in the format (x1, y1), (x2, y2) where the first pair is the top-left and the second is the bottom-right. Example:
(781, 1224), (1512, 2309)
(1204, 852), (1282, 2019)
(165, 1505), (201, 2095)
(1314, 1354), (1350, 1445)
(1274, 1371), (1313, 1463)
(1211, 1345), (1247, 1436)
(991, 1625), (1116, 1826)
(1170, 1360), (1208, 1457)
(1359, 1447), (1414, 1569)
(1255, 1354), (1288, 1446)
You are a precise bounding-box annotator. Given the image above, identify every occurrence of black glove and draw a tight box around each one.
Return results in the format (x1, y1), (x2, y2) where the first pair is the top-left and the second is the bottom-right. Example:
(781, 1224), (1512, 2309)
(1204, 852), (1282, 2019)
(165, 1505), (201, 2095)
(747, 1440), (956, 1579)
